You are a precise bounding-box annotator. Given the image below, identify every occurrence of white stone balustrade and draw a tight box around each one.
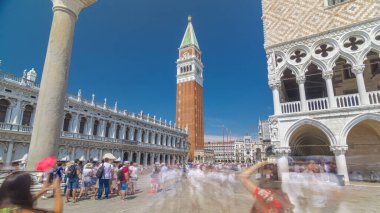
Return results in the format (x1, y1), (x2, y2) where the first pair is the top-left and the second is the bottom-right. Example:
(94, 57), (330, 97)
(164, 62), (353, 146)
(281, 101), (301, 114)
(368, 91), (380, 105)
(336, 93), (361, 108)
(307, 97), (329, 111)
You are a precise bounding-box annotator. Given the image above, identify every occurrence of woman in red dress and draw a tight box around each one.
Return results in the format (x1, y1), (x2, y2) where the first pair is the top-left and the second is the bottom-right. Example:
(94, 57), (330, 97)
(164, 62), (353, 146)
(239, 161), (294, 213)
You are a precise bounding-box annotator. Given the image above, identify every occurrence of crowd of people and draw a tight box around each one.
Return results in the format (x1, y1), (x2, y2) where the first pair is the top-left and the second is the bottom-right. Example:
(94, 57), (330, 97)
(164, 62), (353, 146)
(53, 158), (144, 202)
(0, 157), (351, 213)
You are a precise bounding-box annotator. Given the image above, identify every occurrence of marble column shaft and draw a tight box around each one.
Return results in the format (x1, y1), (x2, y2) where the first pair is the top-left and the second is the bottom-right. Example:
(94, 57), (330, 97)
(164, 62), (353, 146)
(27, 0), (96, 170)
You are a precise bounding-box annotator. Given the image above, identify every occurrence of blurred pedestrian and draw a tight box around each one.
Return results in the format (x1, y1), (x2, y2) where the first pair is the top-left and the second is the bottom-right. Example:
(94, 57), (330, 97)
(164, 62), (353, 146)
(0, 171), (62, 213)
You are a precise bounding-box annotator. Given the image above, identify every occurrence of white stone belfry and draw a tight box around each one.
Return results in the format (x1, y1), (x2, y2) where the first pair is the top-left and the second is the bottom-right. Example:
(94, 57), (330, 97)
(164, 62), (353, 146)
(26, 0), (96, 170)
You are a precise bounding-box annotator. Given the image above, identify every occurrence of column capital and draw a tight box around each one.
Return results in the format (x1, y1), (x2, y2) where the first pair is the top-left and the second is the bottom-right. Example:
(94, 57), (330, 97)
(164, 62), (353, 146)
(52, 0), (96, 18)
(269, 80), (281, 90)
(322, 70), (334, 80)
(330, 146), (348, 155)
(296, 76), (306, 84)
(351, 65), (365, 75)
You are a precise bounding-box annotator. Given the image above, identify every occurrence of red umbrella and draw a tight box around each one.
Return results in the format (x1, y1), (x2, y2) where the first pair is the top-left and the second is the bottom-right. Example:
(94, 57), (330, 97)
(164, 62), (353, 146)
(35, 156), (57, 172)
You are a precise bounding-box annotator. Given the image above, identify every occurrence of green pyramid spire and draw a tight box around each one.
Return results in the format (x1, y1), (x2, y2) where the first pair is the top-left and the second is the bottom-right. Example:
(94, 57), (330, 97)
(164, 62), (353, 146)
(180, 16), (200, 49)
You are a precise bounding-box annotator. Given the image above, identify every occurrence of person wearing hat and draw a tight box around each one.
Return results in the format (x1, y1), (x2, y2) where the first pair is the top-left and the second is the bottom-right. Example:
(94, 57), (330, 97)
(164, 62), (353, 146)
(128, 162), (139, 195)
(78, 163), (93, 200)
(118, 161), (130, 200)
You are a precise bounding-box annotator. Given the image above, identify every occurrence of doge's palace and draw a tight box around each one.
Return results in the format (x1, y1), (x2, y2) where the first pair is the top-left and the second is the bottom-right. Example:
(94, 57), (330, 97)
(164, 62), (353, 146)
(0, 69), (188, 167)
(262, 0), (380, 183)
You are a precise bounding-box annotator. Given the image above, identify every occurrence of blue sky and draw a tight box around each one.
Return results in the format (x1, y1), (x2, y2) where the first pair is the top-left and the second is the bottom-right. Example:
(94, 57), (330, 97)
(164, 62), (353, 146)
(0, 0), (271, 140)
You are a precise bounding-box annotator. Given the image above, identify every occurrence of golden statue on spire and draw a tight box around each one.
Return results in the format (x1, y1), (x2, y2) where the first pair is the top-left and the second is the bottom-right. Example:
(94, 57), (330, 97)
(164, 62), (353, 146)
(188, 15), (192, 22)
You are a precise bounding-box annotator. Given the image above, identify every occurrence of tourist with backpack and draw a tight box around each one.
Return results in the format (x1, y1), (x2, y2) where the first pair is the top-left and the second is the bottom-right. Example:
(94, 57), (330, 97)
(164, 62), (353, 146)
(118, 161), (130, 200)
(65, 159), (81, 203)
(97, 158), (113, 200)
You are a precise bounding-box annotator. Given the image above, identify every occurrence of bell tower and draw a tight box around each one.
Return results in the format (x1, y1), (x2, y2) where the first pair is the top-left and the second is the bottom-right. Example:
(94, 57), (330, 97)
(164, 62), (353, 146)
(176, 16), (204, 162)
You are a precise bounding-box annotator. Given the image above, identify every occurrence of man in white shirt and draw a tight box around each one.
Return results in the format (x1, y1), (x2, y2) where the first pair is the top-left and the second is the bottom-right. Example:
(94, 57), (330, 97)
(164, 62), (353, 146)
(129, 162), (139, 195)
(97, 157), (113, 200)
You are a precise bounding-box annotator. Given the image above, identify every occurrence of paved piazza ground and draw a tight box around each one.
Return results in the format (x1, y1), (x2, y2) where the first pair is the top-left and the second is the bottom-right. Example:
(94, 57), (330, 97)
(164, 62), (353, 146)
(36, 172), (380, 213)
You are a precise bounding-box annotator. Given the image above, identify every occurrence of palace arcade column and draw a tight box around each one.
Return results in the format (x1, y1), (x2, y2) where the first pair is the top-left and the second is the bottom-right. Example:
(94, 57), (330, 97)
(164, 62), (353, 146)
(26, 0), (96, 170)
(331, 146), (350, 185)
(296, 76), (308, 112)
(352, 65), (369, 105)
(274, 147), (291, 180)
(270, 81), (282, 115)
(323, 71), (337, 108)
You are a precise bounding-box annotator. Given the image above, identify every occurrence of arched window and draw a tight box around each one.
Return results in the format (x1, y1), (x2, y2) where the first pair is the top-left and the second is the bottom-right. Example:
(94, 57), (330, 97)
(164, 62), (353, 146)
(63, 113), (72, 132)
(93, 120), (99, 136)
(115, 125), (121, 139)
(0, 99), (10, 123)
(79, 117), (86, 134)
(105, 122), (111, 137)
(21, 105), (33, 126)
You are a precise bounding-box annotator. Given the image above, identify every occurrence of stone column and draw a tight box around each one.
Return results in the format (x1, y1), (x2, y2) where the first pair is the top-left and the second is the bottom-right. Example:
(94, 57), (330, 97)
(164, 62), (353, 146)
(5, 142), (14, 163)
(352, 65), (369, 105)
(86, 148), (90, 161)
(128, 151), (133, 162)
(297, 76), (308, 112)
(168, 155), (171, 165)
(144, 131), (149, 143)
(99, 149), (103, 161)
(27, 0), (96, 170)
(129, 127), (134, 141)
(162, 135), (166, 146)
(120, 125), (126, 140)
(10, 100), (22, 125)
(86, 117), (94, 135)
(323, 71), (337, 108)
(270, 81), (282, 115)
(150, 153), (155, 166)
(157, 134), (161, 145)
(143, 152), (148, 167)
(136, 151), (141, 165)
(70, 147), (76, 161)
(151, 132), (155, 144)
(71, 113), (79, 133)
(138, 129), (142, 142)
(274, 147), (291, 180)
(111, 122), (117, 138)
(100, 120), (106, 137)
(30, 108), (36, 127)
(332, 146), (350, 185)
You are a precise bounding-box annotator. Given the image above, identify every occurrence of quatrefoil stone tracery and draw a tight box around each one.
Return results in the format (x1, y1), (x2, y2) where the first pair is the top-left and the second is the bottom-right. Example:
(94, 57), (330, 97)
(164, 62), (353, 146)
(290, 50), (307, 63)
(343, 36), (365, 51)
(315, 44), (334, 58)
